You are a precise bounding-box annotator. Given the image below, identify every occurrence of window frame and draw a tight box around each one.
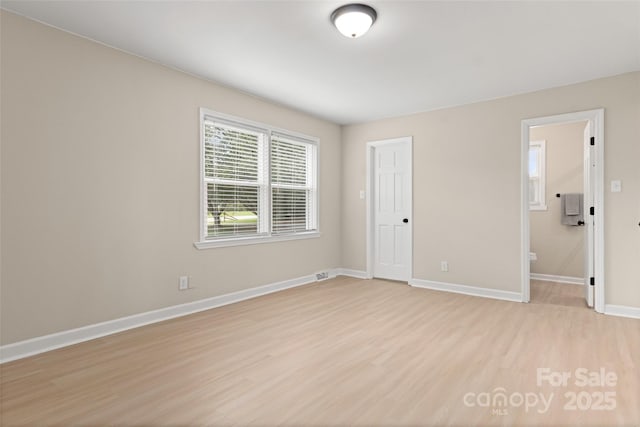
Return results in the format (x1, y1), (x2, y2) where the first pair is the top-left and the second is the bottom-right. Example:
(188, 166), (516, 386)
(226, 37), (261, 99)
(528, 139), (547, 211)
(195, 108), (320, 249)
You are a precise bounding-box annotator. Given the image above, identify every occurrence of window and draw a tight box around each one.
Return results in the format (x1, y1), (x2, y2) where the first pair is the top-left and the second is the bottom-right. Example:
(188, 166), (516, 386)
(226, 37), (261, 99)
(529, 140), (547, 211)
(271, 134), (317, 234)
(196, 110), (318, 248)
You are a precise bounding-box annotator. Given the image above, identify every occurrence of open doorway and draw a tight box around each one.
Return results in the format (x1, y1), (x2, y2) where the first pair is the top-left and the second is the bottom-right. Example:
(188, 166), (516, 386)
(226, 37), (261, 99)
(521, 109), (604, 312)
(528, 121), (588, 308)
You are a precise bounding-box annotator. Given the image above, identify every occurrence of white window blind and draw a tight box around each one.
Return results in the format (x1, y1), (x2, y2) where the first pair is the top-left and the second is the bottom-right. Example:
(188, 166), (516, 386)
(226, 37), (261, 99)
(203, 120), (267, 238)
(271, 134), (317, 234)
(198, 110), (319, 247)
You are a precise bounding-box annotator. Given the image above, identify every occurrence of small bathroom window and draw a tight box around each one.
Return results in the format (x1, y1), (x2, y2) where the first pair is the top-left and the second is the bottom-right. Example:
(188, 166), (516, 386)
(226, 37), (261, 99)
(529, 140), (547, 210)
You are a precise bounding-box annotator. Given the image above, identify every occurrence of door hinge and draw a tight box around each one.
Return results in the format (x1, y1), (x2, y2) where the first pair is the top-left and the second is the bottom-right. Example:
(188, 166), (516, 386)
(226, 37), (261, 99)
(590, 136), (595, 146)
(590, 277), (595, 286)
(590, 206), (595, 216)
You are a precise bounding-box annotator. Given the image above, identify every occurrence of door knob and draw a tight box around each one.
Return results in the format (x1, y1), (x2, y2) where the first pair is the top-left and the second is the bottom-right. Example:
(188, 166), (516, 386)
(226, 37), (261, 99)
(578, 221), (585, 226)
(403, 218), (409, 223)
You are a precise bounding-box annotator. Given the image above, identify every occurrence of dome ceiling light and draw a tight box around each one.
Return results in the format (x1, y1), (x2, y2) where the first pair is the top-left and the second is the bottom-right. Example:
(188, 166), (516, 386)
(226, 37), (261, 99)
(331, 4), (377, 39)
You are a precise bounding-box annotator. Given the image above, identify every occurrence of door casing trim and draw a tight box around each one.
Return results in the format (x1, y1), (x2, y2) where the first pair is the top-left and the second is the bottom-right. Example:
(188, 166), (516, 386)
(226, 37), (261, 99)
(366, 136), (413, 281)
(520, 109), (604, 312)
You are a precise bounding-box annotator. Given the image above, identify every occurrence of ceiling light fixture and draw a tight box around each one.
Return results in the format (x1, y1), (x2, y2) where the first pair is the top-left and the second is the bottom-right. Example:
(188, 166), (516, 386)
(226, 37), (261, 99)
(331, 3), (377, 39)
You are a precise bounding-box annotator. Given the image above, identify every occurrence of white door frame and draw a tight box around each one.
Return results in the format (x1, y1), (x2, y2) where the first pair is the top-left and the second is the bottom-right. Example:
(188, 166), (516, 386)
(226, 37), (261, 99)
(366, 136), (413, 280)
(520, 109), (605, 312)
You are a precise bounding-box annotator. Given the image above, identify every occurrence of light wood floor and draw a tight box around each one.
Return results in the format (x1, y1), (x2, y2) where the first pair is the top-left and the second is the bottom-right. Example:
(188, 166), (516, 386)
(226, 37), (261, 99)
(1, 276), (639, 426)
(530, 279), (587, 308)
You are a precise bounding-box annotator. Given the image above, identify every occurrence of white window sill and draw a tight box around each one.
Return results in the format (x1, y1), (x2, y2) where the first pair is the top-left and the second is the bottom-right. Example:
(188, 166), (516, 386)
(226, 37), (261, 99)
(529, 205), (548, 211)
(194, 231), (321, 249)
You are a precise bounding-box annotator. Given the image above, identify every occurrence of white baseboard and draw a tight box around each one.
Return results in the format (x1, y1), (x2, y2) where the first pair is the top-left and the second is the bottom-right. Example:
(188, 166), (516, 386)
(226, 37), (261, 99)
(0, 272), (327, 364)
(334, 268), (369, 279)
(604, 304), (640, 319)
(530, 273), (584, 285)
(5, 269), (632, 363)
(409, 278), (522, 303)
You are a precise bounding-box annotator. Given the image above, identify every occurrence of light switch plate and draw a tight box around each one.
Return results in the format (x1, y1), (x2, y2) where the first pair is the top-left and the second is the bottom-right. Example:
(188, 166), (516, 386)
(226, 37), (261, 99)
(610, 180), (622, 193)
(359, 190), (365, 199)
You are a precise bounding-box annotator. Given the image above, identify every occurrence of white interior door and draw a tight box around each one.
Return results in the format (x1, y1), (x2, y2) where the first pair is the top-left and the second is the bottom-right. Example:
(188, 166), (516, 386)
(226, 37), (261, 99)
(583, 122), (595, 308)
(372, 139), (412, 281)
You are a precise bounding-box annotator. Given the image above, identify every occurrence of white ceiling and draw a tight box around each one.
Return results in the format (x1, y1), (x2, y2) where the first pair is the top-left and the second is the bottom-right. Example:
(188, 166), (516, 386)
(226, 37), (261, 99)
(3, 1), (640, 124)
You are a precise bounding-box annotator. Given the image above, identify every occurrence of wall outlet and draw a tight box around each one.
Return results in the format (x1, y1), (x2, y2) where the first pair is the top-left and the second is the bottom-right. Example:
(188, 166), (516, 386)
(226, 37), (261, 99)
(179, 276), (189, 291)
(440, 261), (449, 272)
(316, 272), (329, 281)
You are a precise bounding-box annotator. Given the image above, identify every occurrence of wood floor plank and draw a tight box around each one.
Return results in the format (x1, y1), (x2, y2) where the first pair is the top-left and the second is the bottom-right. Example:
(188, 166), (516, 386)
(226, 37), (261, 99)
(1, 276), (638, 426)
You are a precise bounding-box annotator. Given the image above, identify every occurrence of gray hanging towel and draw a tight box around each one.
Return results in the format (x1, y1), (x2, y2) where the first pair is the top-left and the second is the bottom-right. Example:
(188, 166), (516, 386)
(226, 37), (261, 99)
(561, 193), (583, 226)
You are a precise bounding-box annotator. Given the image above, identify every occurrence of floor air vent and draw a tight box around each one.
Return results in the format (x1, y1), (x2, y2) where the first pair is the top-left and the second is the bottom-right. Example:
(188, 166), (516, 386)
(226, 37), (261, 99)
(316, 272), (329, 281)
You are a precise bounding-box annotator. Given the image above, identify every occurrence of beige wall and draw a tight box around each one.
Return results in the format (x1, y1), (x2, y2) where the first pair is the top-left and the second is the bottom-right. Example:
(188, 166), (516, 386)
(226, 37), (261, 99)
(2, 12), (639, 346)
(0, 12), (342, 345)
(342, 72), (640, 307)
(530, 122), (586, 278)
